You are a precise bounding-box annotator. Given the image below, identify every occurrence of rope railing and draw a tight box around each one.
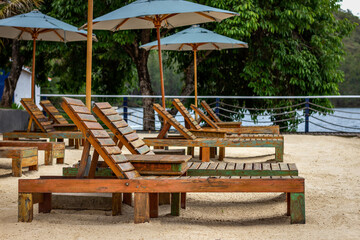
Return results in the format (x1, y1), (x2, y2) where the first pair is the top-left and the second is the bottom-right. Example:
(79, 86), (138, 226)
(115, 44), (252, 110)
(42, 95), (360, 133)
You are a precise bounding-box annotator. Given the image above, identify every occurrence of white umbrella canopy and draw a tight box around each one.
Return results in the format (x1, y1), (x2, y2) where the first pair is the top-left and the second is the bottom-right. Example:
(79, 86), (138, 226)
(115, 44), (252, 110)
(140, 25), (248, 110)
(0, 9), (92, 100)
(84, 0), (238, 108)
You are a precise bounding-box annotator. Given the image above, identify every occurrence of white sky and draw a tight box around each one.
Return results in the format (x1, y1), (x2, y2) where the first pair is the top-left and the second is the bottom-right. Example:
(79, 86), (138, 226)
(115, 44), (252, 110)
(340, 0), (360, 16)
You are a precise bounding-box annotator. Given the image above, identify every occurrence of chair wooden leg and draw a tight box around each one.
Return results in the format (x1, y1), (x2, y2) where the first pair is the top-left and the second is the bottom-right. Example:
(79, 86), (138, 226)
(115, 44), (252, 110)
(69, 139), (74, 147)
(201, 147), (210, 162)
(286, 192), (290, 216)
(275, 142), (284, 162)
(44, 150), (53, 165)
(171, 193), (181, 216)
(39, 193), (52, 213)
(18, 193), (33, 222)
(134, 193), (150, 224)
(181, 193), (186, 209)
(12, 157), (22, 177)
(123, 193), (132, 206)
(290, 193), (305, 224)
(159, 193), (170, 205)
(210, 147), (216, 158)
(149, 193), (159, 218)
(112, 193), (122, 216)
(219, 147), (225, 161)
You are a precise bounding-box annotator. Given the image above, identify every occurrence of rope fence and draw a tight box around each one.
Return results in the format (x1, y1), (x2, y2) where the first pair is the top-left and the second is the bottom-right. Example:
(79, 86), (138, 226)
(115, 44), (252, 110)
(39, 95), (360, 134)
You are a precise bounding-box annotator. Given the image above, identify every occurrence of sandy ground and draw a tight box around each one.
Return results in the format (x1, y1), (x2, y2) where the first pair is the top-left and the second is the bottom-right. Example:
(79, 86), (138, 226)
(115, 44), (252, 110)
(0, 134), (359, 240)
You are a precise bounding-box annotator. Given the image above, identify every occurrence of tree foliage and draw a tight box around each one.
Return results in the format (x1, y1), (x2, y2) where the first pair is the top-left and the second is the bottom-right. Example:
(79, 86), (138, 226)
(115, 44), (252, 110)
(168, 0), (355, 130)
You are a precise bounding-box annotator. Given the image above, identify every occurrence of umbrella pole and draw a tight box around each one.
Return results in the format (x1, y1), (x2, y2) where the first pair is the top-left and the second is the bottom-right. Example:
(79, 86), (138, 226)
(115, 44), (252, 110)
(156, 26), (166, 108)
(194, 49), (198, 120)
(31, 38), (36, 101)
(85, 0), (93, 110)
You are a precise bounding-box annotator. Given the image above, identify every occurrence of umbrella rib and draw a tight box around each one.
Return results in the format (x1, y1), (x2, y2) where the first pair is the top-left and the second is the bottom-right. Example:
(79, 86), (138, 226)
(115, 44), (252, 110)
(211, 43), (220, 50)
(195, 12), (217, 21)
(178, 43), (185, 50)
(114, 18), (130, 31)
(160, 13), (178, 22)
(53, 30), (65, 42)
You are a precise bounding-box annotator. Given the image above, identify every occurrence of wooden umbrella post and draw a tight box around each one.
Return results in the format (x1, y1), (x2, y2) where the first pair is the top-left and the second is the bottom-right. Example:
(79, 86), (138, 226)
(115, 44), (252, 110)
(85, 0), (93, 110)
(155, 24), (166, 108)
(193, 49), (198, 120)
(31, 36), (37, 101)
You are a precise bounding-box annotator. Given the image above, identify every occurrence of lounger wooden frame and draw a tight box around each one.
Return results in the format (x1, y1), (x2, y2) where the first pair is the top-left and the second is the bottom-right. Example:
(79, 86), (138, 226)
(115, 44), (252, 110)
(17, 98), (304, 224)
(145, 104), (284, 162)
(201, 100), (280, 134)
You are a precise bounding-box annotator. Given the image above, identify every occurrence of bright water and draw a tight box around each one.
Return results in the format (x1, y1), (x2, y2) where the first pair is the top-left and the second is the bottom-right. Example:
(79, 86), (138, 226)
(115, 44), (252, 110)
(117, 107), (360, 133)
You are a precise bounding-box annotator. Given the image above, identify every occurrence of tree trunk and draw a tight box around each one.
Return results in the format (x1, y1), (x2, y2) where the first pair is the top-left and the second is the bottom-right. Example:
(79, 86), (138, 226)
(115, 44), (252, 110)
(123, 30), (155, 131)
(0, 40), (25, 108)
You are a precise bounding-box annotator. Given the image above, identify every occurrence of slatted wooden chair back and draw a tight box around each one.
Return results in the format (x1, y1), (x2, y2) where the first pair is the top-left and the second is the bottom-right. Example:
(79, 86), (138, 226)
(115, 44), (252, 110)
(190, 104), (220, 129)
(201, 100), (222, 122)
(61, 97), (140, 179)
(21, 98), (55, 133)
(40, 100), (69, 124)
(93, 102), (154, 155)
(153, 104), (197, 140)
(172, 99), (202, 130)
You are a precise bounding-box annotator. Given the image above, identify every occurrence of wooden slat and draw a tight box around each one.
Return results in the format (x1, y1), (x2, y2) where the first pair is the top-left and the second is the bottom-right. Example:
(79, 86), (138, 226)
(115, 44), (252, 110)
(136, 145), (151, 155)
(271, 163), (280, 171)
(110, 154), (128, 163)
(94, 102), (112, 109)
(226, 162), (235, 170)
(118, 162), (135, 172)
(97, 138), (116, 146)
(71, 106), (91, 114)
(288, 163), (297, 171)
(262, 163), (271, 171)
(104, 147), (122, 155)
(78, 114), (97, 122)
(118, 126), (134, 135)
(63, 97), (84, 106)
(235, 163), (244, 170)
(108, 115), (123, 122)
(113, 120), (128, 128)
(217, 162), (227, 170)
(124, 132), (139, 142)
(101, 108), (118, 116)
(253, 163), (262, 171)
(198, 162), (210, 170)
(207, 162), (218, 170)
(279, 163), (289, 171)
(90, 130), (110, 138)
(244, 163), (253, 170)
(83, 121), (103, 130)
(191, 162), (201, 169)
(130, 139), (146, 149)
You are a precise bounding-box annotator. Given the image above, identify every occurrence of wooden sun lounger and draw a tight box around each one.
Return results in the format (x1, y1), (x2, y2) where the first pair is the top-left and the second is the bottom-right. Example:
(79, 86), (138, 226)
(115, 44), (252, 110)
(3, 99), (82, 147)
(18, 176), (305, 224)
(0, 140), (65, 165)
(0, 147), (38, 177)
(18, 98), (304, 224)
(40, 100), (77, 130)
(201, 100), (280, 134)
(144, 104), (284, 162)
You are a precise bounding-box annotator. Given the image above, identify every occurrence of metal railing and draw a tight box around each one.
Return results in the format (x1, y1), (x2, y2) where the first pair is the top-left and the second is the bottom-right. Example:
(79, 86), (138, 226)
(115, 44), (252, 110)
(39, 94), (360, 134)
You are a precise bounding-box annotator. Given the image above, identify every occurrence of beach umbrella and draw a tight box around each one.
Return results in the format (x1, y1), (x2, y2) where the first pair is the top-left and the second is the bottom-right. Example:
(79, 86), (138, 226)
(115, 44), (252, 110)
(140, 25), (248, 109)
(82, 0), (238, 108)
(0, 10), (92, 101)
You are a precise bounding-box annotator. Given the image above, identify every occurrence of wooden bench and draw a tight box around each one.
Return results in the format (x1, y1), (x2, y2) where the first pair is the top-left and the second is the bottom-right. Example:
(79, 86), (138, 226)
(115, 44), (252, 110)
(0, 141), (65, 165)
(0, 147), (38, 177)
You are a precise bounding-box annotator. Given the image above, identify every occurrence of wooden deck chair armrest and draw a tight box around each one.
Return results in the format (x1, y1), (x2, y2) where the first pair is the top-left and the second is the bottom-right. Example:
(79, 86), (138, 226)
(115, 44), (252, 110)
(189, 129), (226, 138)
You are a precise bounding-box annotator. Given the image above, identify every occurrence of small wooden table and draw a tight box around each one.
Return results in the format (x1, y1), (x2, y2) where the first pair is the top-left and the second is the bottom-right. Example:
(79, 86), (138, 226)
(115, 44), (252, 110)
(0, 147), (38, 177)
(0, 141), (65, 165)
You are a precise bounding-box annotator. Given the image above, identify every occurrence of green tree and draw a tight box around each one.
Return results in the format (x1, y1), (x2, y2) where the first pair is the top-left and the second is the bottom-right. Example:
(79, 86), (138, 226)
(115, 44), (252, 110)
(168, 0), (355, 130)
(0, 0), (42, 107)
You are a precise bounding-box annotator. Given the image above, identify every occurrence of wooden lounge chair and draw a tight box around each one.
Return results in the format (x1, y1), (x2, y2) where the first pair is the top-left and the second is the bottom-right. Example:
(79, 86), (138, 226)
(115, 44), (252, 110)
(18, 98), (305, 224)
(201, 100), (280, 134)
(40, 100), (77, 127)
(3, 99), (83, 146)
(144, 104), (284, 162)
(173, 99), (280, 135)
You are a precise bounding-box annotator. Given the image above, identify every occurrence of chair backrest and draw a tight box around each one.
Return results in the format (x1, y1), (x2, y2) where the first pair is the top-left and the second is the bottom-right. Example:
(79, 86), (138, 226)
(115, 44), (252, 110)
(21, 98), (55, 133)
(61, 97), (139, 179)
(172, 99), (202, 130)
(190, 104), (220, 129)
(201, 100), (222, 122)
(93, 102), (154, 155)
(40, 100), (69, 124)
(153, 103), (197, 140)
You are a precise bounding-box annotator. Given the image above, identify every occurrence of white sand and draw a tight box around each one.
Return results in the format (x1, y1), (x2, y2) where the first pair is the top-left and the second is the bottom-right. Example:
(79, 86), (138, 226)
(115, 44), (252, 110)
(0, 134), (359, 240)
